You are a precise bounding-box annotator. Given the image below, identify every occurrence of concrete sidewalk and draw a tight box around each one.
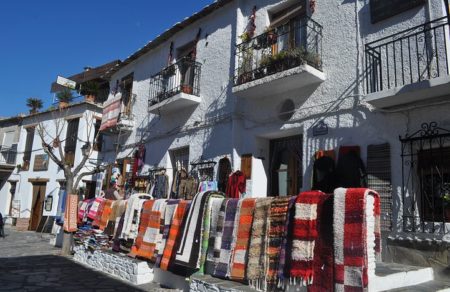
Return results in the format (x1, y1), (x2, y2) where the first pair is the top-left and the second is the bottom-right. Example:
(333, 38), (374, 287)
(0, 226), (176, 292)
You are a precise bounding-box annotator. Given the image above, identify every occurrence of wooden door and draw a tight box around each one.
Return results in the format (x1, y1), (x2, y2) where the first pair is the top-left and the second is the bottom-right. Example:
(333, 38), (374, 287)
(29, 183), (46, 231)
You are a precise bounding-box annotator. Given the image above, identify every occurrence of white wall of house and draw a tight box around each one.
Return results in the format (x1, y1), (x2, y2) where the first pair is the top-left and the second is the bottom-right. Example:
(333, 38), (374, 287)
(101, 0), (449, 236)
(1, 103), (102, 220)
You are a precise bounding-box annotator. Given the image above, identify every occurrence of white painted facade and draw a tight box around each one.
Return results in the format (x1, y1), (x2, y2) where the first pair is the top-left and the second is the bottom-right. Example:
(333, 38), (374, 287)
(102, 0), (450, 242)
(0, 103), (102, 221)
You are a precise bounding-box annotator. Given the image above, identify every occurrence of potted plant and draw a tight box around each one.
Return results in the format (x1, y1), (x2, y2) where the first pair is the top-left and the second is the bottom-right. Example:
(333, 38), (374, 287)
(80, 81), (100, 103)
(239, 31), (251, 43)
(265, 27), (277, 45)
(162, 65), (176, 78)
(443, 192), (450, 220)
(26, 97), (43, 114)
(56, 89), (74, 109)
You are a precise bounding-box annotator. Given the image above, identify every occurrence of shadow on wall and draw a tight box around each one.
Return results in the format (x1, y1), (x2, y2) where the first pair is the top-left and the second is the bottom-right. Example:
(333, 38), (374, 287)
(0, 255), (149, 291)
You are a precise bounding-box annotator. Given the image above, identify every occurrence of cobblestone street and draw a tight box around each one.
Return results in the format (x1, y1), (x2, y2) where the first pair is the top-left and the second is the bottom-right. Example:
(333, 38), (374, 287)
(0, 226), (176, 292)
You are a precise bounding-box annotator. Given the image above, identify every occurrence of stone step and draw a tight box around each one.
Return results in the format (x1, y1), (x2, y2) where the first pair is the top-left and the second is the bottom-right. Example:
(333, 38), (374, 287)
(388, 279), (450, 292)
(370, 262), (435, 291)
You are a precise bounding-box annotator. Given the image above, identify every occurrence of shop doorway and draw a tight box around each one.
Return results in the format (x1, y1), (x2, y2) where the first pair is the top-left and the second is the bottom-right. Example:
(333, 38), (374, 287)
(29, 182), (46, 231)
(269, 135), (302, 196)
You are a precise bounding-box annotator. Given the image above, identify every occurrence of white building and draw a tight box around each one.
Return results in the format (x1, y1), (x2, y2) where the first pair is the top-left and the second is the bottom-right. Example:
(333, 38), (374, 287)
(94, 0), (450, 278)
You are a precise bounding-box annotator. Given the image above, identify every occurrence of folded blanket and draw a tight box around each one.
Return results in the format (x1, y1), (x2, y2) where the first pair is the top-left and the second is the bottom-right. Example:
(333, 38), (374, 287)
(156, 199), (180, 267)
(229, 198), (256, 281)
(247, 197), (272, 291)
(290, 191), (333, 291)
(174, 191), (224, 273)
(213, 199), (239, 278)
(129, 200), (155, 259)
(202, 197), (225, 274)
(98, 200), (113, 231)
(266, 197), (291, 288)
(160, 200), (191, 271)
(334, 188), (381, 291)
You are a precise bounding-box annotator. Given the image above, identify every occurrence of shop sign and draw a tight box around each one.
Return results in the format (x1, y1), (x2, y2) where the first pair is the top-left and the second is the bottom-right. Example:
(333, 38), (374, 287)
(313, 120), (328, 136)
(33, 154), (49, 171)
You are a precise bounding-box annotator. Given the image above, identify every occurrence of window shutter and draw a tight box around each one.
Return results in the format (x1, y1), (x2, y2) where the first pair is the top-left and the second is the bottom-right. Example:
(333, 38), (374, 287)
(241, 154), (252, 179)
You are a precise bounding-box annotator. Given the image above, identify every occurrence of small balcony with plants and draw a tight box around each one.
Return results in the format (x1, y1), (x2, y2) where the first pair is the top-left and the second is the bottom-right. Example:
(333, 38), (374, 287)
(365, 17), (450, 109)
(148, 57), (202, 115)
(232, 16), (325, 99)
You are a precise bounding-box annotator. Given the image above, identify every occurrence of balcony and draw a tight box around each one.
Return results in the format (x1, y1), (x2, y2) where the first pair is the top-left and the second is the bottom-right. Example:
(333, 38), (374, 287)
(232, 17), (325, 99)
(0, 144), (17, 169)
(148, 57), (201, 115)
(365, 17), (450, 109)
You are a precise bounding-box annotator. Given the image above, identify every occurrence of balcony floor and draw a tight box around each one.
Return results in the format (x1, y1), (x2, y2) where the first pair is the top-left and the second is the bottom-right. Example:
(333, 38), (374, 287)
(149, 92), (201, 115)
(366, 75), (450, 109)
(232, 64), (326, 99)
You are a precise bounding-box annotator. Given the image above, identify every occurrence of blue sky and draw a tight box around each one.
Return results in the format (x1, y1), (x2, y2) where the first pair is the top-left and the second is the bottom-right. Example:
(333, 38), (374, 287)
(0, 0), (213, 117)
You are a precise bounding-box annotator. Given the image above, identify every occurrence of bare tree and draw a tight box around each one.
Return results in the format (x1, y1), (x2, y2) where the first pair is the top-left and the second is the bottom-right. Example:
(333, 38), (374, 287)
(36, 108), (103, 255)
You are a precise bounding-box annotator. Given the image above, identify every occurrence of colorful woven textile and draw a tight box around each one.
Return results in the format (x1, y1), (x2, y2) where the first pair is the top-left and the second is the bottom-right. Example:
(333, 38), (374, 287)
(266, 197), (290, 288)
(229, 198), (256, 281)
(156, 199), (180, 266)
(212, 199), (228, 265)
(213, 199), (239, 278)
(290, 191), (332, 289)
(277, 196), (296, 288)
(247, 197), (272, 290)
(121, 195), (149, 240)
(200, 197), (225, 274)
(63, 194), (78, 232)
(129, 200), (155, 258)
(99, 95), (121, 131)
(78, 199), (93, 223)
(160, 200), (191, 271)
(87, 197), (105, 220)
(92, 199), (107, 227)
(98, 200), (113, 231)
(334, 188), (381, 291)
(174, 191), (220, 272)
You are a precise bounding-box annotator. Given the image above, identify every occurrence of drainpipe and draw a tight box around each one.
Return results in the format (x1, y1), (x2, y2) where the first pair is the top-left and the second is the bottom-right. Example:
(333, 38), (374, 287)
(445, 0), (450, 26)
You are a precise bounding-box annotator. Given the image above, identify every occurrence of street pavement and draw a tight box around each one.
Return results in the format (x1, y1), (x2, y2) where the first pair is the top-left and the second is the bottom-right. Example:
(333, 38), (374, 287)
(0, 225), (178, 292)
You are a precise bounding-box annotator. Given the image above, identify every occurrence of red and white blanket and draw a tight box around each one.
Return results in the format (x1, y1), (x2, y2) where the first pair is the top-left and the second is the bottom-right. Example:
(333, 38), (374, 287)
(99, 96), (121, 131)
(333, 188), (381, 291)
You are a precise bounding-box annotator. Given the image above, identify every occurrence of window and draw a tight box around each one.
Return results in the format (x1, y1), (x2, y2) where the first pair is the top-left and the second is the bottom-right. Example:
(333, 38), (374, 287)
(22, 127), (35, 171)
(64, 118), (79, 167)
(370, 0), (426, 24)
(121, 74), (134, 118)
(93, 119), (103, 152)
(418, 147), (450, 223)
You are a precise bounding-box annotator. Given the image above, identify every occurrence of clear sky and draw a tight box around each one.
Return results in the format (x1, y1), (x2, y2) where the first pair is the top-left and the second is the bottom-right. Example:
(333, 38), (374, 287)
(0, 0), (213, 117)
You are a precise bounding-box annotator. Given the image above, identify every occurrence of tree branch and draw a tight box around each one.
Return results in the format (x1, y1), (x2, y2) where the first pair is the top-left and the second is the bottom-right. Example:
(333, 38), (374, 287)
(74, 167), (102, 190)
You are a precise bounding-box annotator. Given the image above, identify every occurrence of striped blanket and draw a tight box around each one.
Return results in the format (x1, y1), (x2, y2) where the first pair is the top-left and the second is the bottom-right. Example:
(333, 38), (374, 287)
(247, 197), (272, 290)
(277, 196), (296, 288)
(229, 198), (256, 281)
(160, 200), (191, 271)
(266, 197), (291, 288)
(99, 95), (121, 131)
(92, 199), (107, 227)
(173, 191), (224, 273)
(156, 199), (180, 267)
(87, 197), (105, 220)
(98, 199), (113, 231)
(334, 188), (381, 291)
(213, 199), (239, 278)
(290, 191), (333, 290)
(129, 200), (155, 259)
(201, 197), (225, 274)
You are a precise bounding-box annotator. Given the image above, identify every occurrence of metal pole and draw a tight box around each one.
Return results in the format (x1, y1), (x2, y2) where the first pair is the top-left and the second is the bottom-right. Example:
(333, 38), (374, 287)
(445, 0), (450, 26)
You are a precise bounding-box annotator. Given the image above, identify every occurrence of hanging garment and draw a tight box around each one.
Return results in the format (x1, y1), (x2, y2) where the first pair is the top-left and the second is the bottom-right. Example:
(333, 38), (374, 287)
(333, 188), (381, 291)
(290, 191), (334, 291)
(229, 198), (257, 281)
(336, 146), (367, 188)
(55, 190), (67, 225)
(198, 180), (218, 192)
(212, 199), (239, 279)
(160, 200), (191, 271)
(266, 197), (291, 288)
(63, 195), (78, 232)
(178, 176), (198, 200)
(312, 155), (337, 193)
(247, 197), (273, 290)
(172, 191), (224, 275)
(226, 171), (246, 198)
(172, 169), (188, 198)
(218, 157), (232, 192)
(153, 174), (169, 199)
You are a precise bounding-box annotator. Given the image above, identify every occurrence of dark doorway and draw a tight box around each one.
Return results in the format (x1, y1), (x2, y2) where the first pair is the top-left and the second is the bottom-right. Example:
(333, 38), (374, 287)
(269, 135), (302, 196)
(29, 183), (46, 231)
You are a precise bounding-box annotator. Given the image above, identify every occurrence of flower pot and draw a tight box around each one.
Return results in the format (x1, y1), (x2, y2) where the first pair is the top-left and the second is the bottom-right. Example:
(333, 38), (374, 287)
(29, 109), (38, 114)
(59, 101), (69, 109)
(181, 85), (193, 95)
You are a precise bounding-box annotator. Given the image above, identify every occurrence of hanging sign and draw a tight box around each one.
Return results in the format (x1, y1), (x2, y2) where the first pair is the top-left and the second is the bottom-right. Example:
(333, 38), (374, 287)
(33, 154), (49, 171)
(313, 120), (329, 136)
(56, 76), (77, 90)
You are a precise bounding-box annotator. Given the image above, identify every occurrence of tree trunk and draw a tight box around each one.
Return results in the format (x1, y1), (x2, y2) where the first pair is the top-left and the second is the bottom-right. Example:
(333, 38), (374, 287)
(61, 174), (74, 256)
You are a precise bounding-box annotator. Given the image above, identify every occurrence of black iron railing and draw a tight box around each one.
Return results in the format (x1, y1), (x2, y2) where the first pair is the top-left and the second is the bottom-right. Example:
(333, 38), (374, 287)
(148, 57), (201, 107)
(400, 122), (450, 234)
(366, 17), (450, 94)
(0, 144), (17, 165)
(234, 16), (322, 86)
